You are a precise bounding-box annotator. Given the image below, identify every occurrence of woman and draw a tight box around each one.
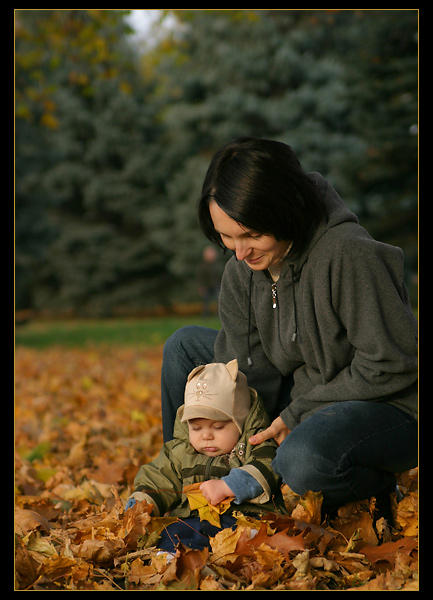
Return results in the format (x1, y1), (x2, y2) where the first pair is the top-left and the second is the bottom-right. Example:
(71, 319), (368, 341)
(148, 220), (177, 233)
(161, 137), (418, 519)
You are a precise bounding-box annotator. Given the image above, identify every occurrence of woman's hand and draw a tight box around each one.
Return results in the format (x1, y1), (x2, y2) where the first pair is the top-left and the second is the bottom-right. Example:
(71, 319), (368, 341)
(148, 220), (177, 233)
(249, 416), (291, 446)
(200, 479), (234, 505)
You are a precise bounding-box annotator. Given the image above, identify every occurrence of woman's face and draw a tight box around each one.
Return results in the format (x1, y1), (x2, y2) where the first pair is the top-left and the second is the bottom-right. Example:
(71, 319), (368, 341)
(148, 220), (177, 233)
(209, 201), (291, 270)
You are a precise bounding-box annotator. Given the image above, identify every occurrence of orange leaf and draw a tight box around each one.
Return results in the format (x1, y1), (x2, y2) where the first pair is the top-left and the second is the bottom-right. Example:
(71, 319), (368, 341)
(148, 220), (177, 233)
(359, 537), (418, 570)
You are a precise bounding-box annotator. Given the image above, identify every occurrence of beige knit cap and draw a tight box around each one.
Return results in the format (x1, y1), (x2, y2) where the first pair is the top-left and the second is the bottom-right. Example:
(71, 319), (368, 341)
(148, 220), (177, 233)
(181, 359), (251, 433)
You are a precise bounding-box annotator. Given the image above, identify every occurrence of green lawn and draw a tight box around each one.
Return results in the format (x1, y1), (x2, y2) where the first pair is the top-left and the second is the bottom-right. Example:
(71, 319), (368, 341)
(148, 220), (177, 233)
(15, 315), (221, 349)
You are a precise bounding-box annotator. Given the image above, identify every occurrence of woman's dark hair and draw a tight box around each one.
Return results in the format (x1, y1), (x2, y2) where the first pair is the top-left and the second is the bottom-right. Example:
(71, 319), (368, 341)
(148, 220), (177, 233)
(197, 137), (327, 257)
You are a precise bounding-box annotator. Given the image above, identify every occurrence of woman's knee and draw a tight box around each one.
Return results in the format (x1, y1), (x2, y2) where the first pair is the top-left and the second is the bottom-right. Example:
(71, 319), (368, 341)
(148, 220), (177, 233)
(272, 432), (332, 496)
(163, 325), (217, 364)
(163, 326), (197, 359)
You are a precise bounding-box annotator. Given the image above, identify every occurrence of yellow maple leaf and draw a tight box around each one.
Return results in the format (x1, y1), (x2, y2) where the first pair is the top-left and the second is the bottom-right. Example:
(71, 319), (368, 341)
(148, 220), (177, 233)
(184, 483), (233, 527)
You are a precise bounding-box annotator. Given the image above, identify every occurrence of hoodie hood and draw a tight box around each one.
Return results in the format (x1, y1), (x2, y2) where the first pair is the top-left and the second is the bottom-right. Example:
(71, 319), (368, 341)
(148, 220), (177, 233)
(245, 172), (359, 364)
(292, 172), (359, 271)
(250, 172), (359, 284)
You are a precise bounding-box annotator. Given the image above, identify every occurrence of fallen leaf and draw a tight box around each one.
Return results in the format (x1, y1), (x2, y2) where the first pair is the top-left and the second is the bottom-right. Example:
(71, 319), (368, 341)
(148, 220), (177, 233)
(15, 508), (50, 535)
(128, 557), (161, 586)
(261, 528), (307, 558)
(209, 526), (245, 564)
(89, 457), (125, 485)
(292, 549), (311, 576)
(200, 575), (221, 590)
(73, 538), (125, 566)
(15, 495), (61, 522)
(291, 490), (323, 525)
(64, 436), (87, 467)
(375, 516), (392, 543)
(249, 560), (285, 589)
(174, 545), (209, 589)
(359, 537), (418, 571)
(309, 555), (339, 572)
(285, 576), (318, 590)
(15, 539), (39, 588)
(184, 482), (233, 527)
(331, 500), (378, 550)
(50, 479), (112, 504)
(24, 530), (57, 559)
(120, 498), (153, 551)
(39, 555), (78, 581)
(395, 492), (418, 537)
(346, 571), (403, 591)
(234, 521), (306, 560)
(256, 542), (284, 568)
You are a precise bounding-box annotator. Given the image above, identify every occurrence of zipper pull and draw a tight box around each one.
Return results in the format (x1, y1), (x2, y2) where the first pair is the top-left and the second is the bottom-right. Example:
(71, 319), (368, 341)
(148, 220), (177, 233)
(271, 283), (277, 309)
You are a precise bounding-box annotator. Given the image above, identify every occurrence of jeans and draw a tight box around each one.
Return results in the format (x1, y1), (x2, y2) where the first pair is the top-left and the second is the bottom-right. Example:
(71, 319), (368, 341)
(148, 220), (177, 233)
(271, 401), (418, 515)
(158, 516), (237, 553)
(161, 326), (219, 441)
(161, 326), (418, 514)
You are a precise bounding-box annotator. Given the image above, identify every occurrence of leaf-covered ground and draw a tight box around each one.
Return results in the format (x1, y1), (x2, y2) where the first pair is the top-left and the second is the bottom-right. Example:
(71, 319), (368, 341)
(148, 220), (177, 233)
(15, 347), (418, 590)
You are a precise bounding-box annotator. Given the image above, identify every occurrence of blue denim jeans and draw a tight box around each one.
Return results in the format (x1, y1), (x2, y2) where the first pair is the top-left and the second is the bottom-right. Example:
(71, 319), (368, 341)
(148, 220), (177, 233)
(158, 516), (237, 553)
(161, 326), (219, 442)
(161, 326), (418, 514)
(271, 401), (417, 515)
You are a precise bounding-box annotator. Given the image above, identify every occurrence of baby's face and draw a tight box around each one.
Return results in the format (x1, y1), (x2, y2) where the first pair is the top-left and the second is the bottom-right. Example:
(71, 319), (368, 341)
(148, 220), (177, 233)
(188, 418), (240, 456)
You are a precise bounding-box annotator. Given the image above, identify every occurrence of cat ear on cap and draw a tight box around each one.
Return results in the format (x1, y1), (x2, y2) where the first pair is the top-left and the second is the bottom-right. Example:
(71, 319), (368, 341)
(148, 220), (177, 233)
(225, 359), (239, 382)
(186, 364), (206, 383)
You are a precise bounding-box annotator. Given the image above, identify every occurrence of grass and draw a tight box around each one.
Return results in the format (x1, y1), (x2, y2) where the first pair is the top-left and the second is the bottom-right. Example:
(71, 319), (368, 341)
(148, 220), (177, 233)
(15, 315), (221, 349)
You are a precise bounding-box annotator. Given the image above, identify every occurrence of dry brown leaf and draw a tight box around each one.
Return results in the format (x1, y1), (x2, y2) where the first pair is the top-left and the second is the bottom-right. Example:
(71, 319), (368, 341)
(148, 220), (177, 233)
(395, 492), (418, 537)
(128, 557), (161, 586)
(15, 539), (39, 588)
(120, 498), (153, 551)
(174, 545), (209, 589)
(73, 537), (125, 566)
(331, 500), (378, 550)
(39, 554), (79, 580)
(290, 490), (323, 525)
(359, 537), (418, 570)
(15, 508), (51, 535)
(199, 575), (221, 590)
(261, 528), (307, 558)
(64, 436), (87, 467)
(346, 571), (403, 591)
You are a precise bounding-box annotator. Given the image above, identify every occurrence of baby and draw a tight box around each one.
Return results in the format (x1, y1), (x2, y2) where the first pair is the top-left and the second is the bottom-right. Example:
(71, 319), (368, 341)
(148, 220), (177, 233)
(125, 359), (285, 551)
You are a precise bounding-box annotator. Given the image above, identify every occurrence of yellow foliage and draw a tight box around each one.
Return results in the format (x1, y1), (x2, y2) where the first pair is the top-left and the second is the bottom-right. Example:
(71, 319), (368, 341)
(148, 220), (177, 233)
(184, 482), (233, 527)
(40, 112), (59, 129)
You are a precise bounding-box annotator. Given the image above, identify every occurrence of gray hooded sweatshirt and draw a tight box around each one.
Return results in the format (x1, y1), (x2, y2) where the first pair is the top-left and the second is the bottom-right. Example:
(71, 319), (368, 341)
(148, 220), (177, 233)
(213, 173), (418, 431)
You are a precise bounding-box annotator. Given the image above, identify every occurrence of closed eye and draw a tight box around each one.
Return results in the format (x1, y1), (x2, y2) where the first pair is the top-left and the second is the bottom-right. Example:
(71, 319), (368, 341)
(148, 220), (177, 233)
(219, 231), (262, 241)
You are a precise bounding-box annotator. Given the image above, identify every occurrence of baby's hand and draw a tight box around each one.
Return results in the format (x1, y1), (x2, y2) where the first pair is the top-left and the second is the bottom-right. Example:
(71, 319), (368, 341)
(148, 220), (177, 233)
(200, 479), (234, 505)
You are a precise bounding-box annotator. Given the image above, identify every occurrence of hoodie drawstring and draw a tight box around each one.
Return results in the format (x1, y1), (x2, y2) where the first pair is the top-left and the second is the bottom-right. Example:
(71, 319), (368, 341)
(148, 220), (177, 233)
(247, 271), (254, 367)
(290, 264), (298, 342)
(246, 265), (299, 368)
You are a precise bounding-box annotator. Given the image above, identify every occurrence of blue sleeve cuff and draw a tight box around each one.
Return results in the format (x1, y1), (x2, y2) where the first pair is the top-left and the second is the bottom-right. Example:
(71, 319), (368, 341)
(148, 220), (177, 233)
(222, 468), (264, 504)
